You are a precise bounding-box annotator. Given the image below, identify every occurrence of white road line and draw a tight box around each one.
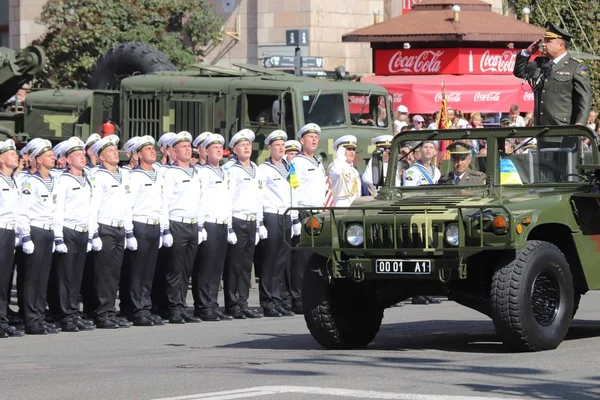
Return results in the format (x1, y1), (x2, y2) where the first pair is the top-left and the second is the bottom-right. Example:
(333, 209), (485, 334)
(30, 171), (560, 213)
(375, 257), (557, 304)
(151, 386), (522, 400)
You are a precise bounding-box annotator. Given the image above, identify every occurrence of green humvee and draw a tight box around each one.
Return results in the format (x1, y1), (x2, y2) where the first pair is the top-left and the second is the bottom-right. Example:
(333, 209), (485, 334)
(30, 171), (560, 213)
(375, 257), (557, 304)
(1, 43), (391, 166)
(292, 125), (600, 352)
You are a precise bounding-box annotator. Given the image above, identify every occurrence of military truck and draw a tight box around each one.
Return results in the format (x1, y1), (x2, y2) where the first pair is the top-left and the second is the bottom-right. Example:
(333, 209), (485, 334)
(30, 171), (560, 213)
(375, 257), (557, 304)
(292, 125), (600, 352)
(1, 42), (392, 164)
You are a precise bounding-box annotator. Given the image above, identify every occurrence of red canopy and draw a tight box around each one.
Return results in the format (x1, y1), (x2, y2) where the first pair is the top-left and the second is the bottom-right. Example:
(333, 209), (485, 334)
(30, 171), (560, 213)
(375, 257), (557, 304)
(361, 74), (534, 114)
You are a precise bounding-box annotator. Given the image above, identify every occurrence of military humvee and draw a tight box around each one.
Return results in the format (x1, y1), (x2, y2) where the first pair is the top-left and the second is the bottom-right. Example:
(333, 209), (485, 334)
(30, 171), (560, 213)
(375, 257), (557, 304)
(0, 42), (391, 165)
(292, 125), (600, 352)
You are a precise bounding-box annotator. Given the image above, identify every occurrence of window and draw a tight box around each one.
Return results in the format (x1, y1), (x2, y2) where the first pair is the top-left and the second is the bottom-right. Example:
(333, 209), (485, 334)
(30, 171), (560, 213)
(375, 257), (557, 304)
(245, 94), (279, 126)
(349, 92), (388, 127)
(302, 93), (345, 127)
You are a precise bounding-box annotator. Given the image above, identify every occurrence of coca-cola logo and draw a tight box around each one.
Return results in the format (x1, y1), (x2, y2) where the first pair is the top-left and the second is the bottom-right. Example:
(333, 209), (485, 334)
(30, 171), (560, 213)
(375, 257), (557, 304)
(348, 96), (367, 105)
(523, 91), (534, 101)
(388, 50), (444, 74)
(388, 92), (403, 104)
(479, 50), (517, 73)
(434, 92), (461, 102)
(473, 92), (501, 102)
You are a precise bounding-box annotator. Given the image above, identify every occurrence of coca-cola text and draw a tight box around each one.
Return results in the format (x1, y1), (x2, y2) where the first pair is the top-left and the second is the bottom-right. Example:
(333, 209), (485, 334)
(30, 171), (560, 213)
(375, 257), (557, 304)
(388, 50), (444, 74)
(473, 92), (501, 102)
(479, 50), (517, 73)
(434, 92), (461, 102)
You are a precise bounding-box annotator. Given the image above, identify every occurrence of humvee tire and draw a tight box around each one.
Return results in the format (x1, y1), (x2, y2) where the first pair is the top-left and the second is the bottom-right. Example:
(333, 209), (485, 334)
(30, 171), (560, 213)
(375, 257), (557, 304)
(490, 240), (574, 352)
(88, 42), (176, 90)
(303, 255), (383, 349)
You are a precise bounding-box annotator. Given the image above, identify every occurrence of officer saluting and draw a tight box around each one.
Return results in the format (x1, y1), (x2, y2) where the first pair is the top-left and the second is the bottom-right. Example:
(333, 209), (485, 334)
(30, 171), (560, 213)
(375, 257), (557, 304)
(438, 141), (486, 185)
(513, 21), (592, 125)
(17, 139), (60, 335)
(328, 135), (362, 207)
(0, 139), (25, 338)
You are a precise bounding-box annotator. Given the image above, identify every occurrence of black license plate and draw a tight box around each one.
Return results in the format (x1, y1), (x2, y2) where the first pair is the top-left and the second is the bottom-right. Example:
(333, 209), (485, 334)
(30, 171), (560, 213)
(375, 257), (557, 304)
(375, 259), (432, 275)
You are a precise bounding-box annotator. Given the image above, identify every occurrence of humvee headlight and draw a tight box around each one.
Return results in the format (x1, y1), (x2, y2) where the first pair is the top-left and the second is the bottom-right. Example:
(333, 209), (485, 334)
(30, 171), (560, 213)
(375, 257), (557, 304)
(445, 223), (460, 247)
(346, 224), (364, 247)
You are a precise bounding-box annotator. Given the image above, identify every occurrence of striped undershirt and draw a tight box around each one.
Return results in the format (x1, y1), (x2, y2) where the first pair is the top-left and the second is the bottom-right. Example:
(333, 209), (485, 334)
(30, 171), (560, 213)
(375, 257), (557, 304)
(243, 165), (255, 179)
(274, 163), (288, 178)
(74, 175), (86, 186)
(43, 177), (53, 192)
(146, 169), (157, 182)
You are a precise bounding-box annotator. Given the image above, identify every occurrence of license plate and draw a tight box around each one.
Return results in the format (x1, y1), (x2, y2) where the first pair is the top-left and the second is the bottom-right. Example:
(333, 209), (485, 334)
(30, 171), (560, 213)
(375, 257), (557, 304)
(375, 259), (432, 275)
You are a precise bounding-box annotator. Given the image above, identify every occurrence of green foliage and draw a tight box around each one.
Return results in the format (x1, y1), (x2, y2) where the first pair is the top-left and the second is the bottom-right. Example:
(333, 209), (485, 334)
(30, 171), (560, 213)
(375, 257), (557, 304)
(509, 0), (600, 110)
(32, 0), (223, 88)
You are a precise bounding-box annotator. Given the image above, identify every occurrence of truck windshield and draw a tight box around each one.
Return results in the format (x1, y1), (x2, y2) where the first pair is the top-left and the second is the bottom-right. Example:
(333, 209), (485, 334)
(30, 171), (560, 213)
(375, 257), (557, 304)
(302, 93), (346, 127)
(349, 92), (388, 128)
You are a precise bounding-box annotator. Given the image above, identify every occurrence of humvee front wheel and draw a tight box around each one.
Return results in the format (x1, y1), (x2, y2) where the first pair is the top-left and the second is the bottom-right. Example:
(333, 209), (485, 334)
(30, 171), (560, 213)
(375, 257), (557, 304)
(303, 255), (383, 349)
(490, 240), (574, 352)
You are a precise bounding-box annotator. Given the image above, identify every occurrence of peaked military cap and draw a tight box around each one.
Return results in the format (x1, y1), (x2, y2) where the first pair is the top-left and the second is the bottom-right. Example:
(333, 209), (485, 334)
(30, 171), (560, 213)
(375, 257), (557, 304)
(193, 132), (212, 148)
(298, 123), (321, 138)
(30, 139), (53, 159)
(285, 140), (301, 152)
(333, 135), (358, 150)
(229, 129), (255, 148)
(202, 134), (225, 150)
(85, 133), (101, 149)
(168, 131), (193, 148)
(265, 130), (288, 145)
(372, 135), (393, 148)
(0, 139), (17, 155)
(543, 21), (573, 42)
(62, 137), (86, 157)
(447, 141), (472, 156)
(158, 132), (176, 148)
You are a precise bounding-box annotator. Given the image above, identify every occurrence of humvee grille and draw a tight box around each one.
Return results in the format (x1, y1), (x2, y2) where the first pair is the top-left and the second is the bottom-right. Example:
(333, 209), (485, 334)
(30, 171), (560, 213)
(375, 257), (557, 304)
(369, 222), (443, 249)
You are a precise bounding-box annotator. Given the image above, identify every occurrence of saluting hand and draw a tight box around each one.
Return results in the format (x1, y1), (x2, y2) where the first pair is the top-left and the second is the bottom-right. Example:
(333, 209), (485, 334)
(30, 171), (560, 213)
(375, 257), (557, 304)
(526, 39), (541, 55)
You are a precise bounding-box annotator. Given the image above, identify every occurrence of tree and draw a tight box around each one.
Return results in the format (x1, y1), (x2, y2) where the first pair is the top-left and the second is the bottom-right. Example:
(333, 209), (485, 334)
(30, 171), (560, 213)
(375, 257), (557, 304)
(508, 0), (600, 110)
(33, 0), (223, 88)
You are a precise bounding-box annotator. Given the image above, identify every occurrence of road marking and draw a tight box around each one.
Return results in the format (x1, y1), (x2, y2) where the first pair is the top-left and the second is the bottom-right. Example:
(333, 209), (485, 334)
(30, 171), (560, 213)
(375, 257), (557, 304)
(152, 386), (522, 400)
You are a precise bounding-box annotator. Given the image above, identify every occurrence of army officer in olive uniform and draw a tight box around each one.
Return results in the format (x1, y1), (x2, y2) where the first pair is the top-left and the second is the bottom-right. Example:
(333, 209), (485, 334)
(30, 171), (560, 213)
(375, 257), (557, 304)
(438, 142), (486, 185)
(513, 21), (592, 126)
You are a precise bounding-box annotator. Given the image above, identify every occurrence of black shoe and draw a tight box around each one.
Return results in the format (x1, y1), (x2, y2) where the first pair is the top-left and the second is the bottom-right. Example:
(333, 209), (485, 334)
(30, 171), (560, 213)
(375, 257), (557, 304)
(3, 326), (24, 337)
(228, 309), (246, 319)
(214, 310), (234, 321)
(411, 296), (429, 305)
(275, 306), (295, 317)
(169, 312), (186, 324)
(242, 309), (263, 319)
(0, 329), (6, 338)
(133, 316), (154, 326)
(111, 318), (132, 328)
(292, 305), (304, 314)
(263, 308), (282, 318)
(75, 316), (95, 326)
(60, 321), (80, 332)
(181, 312), (201, 323)
(148, 314), (166, 326)
(42, 321), (58, 330)
(25, 324), (48, 335)
(198, 312), (219, 322)
(424, 296), (442, 304)
(95, 319), (119, 329)
(73, 319), (95, 331)
(45, 325), (60, 334)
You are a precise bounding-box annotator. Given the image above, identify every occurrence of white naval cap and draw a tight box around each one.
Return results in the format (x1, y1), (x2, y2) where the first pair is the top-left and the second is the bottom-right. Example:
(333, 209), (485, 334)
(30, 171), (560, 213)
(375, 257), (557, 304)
(158, 132), (176, 148)
(168, 131), (193, 148)
(20, 138), (45, 157)
(123, 137), (142, 154)
(85, 133), (101, 149)
(104, 134), (120, 146)
(193, 132), (212, 148)
(0, 139), (16, 155)
(333, 135), (358, 150)
(202, 134), (225, 149)
(297, 123), (321, 138)
(52, 140), (69, 158)
(264, 130), (287, 145)
(90, 136), (117, 157)
(134, 135), (155, 153)
(29, 139), (53, 159)
(284, 140), (301, 152)
(229, 129), (255, 149)
(372, 134), (393, 148)
(62, 137), (86, 157)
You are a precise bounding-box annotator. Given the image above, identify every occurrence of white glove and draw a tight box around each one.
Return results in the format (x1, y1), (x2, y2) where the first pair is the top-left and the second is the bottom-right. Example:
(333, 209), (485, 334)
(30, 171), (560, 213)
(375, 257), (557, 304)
(55, 241), (68, 253)
(126, 236), (138, 251)
(258, 223), (268, 240)
(14, 236), (21, 248)
(335, 146), (347, 162)
(197, 225), (207, 245)
(22, 237), (34, 255)
(91, 236), (103, 251)
(87, 239), (92, 253)
(255, 232), (260, 245)
(52, 241), (56, 253)
(159, 235), (163, 249)
(227, 228), (238, 245)
(162, 232), (174, 248)
(292, 219), (302, 237)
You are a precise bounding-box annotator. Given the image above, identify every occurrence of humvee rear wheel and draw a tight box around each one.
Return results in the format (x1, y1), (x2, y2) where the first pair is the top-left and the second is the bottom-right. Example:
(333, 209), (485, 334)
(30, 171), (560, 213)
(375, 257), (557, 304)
(490, 240), (574, 352)
(303, 255), (383, 349)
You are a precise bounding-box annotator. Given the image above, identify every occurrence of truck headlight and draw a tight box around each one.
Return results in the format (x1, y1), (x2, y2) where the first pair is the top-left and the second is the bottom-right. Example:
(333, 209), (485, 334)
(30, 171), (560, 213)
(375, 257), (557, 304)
(346, 224), (364, 247)
(444, 223), (459, 246)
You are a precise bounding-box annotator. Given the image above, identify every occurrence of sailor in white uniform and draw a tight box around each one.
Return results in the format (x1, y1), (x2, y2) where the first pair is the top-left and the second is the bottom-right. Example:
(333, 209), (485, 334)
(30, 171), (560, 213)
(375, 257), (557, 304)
(192, 131), (212, 168)
(403, 140), (441, 186)
(327, 135), (362, 207)
(284, 140), (301, 163)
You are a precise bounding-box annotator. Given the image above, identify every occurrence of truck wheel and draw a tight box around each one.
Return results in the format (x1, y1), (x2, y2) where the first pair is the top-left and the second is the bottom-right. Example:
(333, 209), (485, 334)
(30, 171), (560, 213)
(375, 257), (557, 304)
(303, 255), (383, 349)
(490, 240), (574, 352)
(87, 42), (176, 90)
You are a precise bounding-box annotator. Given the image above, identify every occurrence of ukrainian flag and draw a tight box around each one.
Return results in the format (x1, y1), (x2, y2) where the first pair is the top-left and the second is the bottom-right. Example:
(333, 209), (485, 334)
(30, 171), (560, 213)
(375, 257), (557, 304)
(500, 158), (523, 185)
(288, 163), (300, 188)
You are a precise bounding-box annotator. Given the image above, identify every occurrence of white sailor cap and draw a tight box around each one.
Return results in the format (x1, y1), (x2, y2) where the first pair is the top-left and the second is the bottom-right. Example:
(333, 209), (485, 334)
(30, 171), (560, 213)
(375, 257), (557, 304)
(52, 140), (69, 158)
(298, 123), (321, 138)
(90, 137), (117, 157)
(372, 135), (394, 148)
(134, 135), (155, 153)
(30, 139), (53, 159)
(229, 129), (255, 149)
(202, 134), (225, 149)
(104, 134), (120, 145)
(62, 137), (86, 157)
(0, 139), (17, 155)
(20, 138), (45, 157)
(168, 131), (193, 148)
(284, 140), (302, 152)
(265, 130), (288, 145)
(193, 132), (212, 148)
(158, 132), (176, 148)
(333, 135), (358, 150)
(123, 137), (142, 154)
(85, 133), (101, 149)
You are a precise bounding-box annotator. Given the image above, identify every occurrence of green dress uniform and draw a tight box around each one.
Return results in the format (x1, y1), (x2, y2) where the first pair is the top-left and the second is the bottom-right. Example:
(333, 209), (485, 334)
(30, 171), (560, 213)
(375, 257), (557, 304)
(438, 141), (487, 185)
(513, 21), (592, 126)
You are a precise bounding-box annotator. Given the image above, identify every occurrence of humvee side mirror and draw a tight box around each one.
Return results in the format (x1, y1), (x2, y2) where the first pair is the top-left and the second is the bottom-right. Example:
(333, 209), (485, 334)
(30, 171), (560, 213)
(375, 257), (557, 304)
(371, 148), (384, 187)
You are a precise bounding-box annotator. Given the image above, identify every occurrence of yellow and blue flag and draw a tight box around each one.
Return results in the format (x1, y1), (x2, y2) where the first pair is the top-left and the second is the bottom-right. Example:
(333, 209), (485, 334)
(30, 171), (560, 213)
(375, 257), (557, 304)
(500, 158), (523, 185)
(287, 163), (300, 189)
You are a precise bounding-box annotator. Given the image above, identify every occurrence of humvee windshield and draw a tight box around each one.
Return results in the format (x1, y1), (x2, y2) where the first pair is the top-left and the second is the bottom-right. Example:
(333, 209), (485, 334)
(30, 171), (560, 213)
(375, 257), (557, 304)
(394, 132), (593, 188)
(302, 93), (346, 127)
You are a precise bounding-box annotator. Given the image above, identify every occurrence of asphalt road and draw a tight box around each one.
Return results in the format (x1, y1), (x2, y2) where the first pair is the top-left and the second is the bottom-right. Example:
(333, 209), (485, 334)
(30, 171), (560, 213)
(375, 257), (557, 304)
(2, 290), (600, 400)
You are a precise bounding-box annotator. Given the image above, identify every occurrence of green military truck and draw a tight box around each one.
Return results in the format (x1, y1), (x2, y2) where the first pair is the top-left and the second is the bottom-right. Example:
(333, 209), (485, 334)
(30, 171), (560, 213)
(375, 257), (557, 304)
(292, 125), (600, 352)
(1, 42), (391, 164)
